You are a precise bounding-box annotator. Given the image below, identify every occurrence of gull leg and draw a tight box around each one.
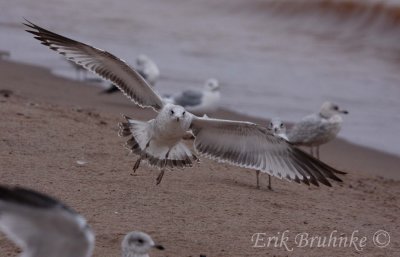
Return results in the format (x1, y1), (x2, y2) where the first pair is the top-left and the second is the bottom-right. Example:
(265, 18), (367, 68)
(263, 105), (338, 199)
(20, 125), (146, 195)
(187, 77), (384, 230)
(156, 169), (165, 185)
(256, 170), (260, 189)
(132, 158), (141, 172)
(156, 150), (170, 185)
(133, 140), (151, 172)
(192, 153), (200, 163)
(268, 175), (273, 191)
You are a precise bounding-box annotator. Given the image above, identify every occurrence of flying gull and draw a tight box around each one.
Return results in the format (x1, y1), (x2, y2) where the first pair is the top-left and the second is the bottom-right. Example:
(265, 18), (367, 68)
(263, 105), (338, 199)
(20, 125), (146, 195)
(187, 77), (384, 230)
(287, 101), (348, 159)
(0, 185), (164, 257)
(102, 54), (160, 94)
(24, 20), (345, 187)
(255, 118), (289, 190)
(164, 78), (221, 115)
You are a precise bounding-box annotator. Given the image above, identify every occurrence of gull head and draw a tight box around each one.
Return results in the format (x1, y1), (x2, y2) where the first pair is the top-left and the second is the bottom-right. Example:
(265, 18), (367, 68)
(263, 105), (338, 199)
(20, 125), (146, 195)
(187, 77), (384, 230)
(268, 118), (286, 135)
(320, 101), (349, 118)
(136, 54), (150, 66)
(268, 118), (287, 139)
(161, 103), (193, 130)
(204, 78), (220, 92)
(121, 231), (164, 256)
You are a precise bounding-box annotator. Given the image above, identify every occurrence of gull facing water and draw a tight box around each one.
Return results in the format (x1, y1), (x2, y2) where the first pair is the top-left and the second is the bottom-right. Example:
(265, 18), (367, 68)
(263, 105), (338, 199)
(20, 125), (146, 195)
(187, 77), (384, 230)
(164, 78), (221, 115)
(0, 185), (164, 257)
(287, 102), (348, 159)
(102, 54), (160, 94)
(24, 20), (345, 187)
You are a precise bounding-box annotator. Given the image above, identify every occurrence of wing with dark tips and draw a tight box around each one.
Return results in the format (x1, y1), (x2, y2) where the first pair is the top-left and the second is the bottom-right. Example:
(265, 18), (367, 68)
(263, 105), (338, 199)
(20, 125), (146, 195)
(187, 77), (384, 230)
(24, 19), (164, 111)
(190, 116), (345, 187)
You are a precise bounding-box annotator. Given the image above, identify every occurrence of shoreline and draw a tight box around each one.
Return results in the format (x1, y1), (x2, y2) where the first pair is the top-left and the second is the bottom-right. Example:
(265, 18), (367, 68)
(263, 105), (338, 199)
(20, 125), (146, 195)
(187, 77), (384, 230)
(1, 59), (399, 180)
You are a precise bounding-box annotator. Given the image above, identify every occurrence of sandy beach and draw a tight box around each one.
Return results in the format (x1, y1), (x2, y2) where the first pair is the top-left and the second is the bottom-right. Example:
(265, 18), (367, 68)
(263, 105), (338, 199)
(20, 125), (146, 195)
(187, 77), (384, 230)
(0, 59), (399, 256)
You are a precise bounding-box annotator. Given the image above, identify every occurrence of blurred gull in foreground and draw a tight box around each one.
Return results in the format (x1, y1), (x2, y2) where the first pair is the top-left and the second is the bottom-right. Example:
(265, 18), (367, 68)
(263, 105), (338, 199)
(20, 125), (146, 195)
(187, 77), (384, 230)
(25, 20), (345, 187)
(102, 54), (160, 94)
(164, 78), (221, 115)
(0, 185), (164, 257)
(255, 118), (288, 190)
(287, 101), (348, 159)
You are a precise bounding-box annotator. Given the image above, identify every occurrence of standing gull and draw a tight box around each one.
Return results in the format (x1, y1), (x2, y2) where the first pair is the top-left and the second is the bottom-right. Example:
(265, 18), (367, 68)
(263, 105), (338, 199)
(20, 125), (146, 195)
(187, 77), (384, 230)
(0, 185), (164, 257)
(102, 54), (160, 94)
(0, 50), (11, 59)
(288, 101), (348, 159)
(164, 78), (221, 115)
(24, 20), (345, 187)
(255, 118), (288, 190)
(68, 59), (88, 81)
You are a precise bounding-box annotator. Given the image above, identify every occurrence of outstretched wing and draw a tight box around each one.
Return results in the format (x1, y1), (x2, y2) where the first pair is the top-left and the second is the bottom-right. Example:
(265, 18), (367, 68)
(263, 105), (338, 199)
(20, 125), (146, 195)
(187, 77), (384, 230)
(0, 185), (94, 257)
(24, 20), (164, 111)
(190, 116), (344, 187)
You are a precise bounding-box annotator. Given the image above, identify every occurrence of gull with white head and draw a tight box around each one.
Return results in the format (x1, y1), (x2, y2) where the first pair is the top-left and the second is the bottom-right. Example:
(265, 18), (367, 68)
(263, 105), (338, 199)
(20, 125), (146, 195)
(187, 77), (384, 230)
(24, 20), (345, 187)
(102, 54), (160, 94)
(255, 118), (288, 190)
(164, 78), (221, 116)
(0, 185), (164, 257)
(121, 231), (164, 257)
(287, 101), (348, 159)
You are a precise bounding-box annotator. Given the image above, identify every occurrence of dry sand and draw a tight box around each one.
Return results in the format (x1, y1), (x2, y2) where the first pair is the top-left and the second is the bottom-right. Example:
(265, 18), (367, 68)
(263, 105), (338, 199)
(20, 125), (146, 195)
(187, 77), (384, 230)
(0, 59), (399, 256)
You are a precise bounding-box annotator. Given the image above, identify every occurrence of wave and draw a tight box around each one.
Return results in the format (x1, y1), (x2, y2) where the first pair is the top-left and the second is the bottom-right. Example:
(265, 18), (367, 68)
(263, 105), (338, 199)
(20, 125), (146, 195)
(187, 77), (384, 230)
(242, 0), (400, 58)
(260, 0), (400, 24)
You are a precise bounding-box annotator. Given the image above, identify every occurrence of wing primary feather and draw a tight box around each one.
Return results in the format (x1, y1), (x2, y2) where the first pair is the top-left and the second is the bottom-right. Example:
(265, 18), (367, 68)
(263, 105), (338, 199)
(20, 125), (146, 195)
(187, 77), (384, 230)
(290, 149), (333, 187)
(191, 116), (345, 186)
(293, 148), (343, 182)
(23, 19), (164, 111)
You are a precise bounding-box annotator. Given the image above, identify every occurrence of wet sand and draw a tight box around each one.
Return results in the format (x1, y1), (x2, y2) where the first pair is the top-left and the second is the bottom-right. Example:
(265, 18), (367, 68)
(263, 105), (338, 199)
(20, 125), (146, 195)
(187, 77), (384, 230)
(0, 59), (399, 256)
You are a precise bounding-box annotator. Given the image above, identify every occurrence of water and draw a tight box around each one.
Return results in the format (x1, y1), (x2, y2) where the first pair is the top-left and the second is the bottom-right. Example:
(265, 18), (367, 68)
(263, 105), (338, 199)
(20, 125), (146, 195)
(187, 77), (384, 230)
(1, 0), (399, 156)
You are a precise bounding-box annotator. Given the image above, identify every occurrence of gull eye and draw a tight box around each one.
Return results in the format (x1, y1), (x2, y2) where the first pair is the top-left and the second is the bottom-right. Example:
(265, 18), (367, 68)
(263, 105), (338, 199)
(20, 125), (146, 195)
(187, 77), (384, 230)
(170, 110), (174, 115)
(137, 238), (144, 244)
(280, 123), (284, 128)
(183, 111), (186, 115)
(333, 106), (338, 111)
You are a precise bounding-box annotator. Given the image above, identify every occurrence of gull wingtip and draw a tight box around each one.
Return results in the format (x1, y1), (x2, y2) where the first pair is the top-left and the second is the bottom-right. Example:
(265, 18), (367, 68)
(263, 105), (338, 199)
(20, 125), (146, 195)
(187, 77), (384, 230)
(22, 18), (35, 27)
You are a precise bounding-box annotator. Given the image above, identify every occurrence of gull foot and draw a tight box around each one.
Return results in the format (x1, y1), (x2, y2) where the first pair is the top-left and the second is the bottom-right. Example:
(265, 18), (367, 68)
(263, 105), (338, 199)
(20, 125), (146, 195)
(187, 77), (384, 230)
(133, 158), (141, 172)
(156, 170), (165, 185)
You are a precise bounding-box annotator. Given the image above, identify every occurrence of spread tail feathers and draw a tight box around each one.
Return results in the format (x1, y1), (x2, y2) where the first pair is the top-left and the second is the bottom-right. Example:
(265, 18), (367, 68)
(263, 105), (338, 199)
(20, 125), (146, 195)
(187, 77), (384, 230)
(118, 115), (196, 169)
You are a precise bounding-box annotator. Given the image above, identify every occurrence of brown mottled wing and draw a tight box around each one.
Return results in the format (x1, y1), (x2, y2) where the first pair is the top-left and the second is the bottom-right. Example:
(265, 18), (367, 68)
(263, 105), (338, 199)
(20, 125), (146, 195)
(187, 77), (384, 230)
(23, 20), (163, 111)
(190, 116), (344, 187)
